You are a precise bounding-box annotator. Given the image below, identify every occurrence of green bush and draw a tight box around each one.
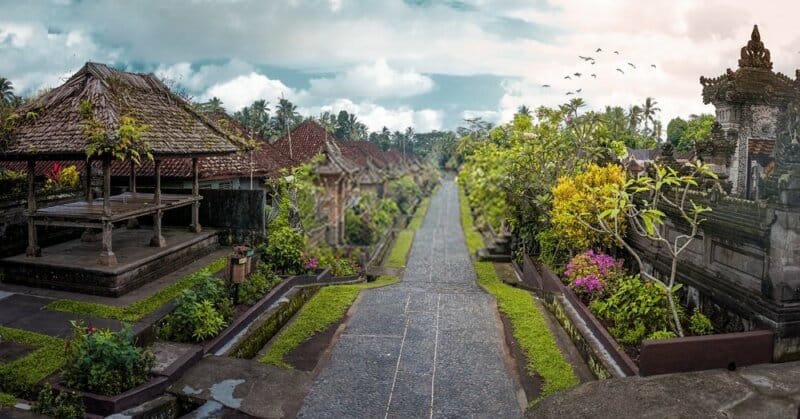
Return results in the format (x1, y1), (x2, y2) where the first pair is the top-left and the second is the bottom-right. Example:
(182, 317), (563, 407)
(239, 265), (281, 305)
(60, 322), (155, 396)
(0, 392), (16, 408)
(689, 310), (714, 336)
(34, 385), (85, 419)
(385, 176), (422, 215)
(345, 208), (378, 246)
(345, 193), (399, 246)
(0, 327), (65, 397)
(261, 225), (307, 275)
(330, 256), (359, 276)
(590, 276), (672, 346)
(647, 330), (678, 340)
(159, 273), (232, 343)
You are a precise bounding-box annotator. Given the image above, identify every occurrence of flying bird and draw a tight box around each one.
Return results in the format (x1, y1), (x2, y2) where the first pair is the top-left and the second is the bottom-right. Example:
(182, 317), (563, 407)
(566, 91), (574, 95)
(591, 74), (597, 78)
(576, 88), (583, 93)
(574, 72), (582, 77)
(590, 61), (596, 65)
(616, 68), (625, 74)
(579, 55), (590, 60)
(596, 48), (602, 52)
(542, 84), (551, 88)
(613, 50), (620, 54)
(650, 64), (657, 68)
(627, 62), (636, 69)
(564, 75), (572, 79)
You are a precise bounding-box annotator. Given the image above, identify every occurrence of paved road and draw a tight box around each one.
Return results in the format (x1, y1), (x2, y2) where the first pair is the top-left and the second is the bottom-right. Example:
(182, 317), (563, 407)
(299, 181), (522, 419)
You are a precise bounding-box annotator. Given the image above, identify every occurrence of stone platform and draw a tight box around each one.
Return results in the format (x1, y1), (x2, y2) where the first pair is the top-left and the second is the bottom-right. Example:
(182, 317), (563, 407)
(1, 228), (218, 297)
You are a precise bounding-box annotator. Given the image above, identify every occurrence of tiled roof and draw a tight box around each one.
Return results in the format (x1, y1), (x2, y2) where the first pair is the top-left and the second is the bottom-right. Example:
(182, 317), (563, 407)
(2, 62), (239, 160)
(352, 142), (390, 170)
(337, 141), (383, 184)
(272, 120), (359, 175)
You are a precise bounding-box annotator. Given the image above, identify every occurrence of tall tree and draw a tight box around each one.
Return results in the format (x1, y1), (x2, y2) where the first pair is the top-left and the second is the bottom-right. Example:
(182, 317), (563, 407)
(517, 105), (531, 117)
(641, 97), (661, 137)
(1, 77), (17, 106)
(666, 117), (688, 147)
(274, 97), (300, 134)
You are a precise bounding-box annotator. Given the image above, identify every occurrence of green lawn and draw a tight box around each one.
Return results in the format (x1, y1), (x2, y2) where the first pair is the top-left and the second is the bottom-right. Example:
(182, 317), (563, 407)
(0, 326), (65, 397)
(260, 276), (399, 368)
(408, 197), (431, 230)
(45, 256), (227, 322)
(386, 230), (415, 268)
(0, 392), (17, 408)
(459, 186), (579, 406)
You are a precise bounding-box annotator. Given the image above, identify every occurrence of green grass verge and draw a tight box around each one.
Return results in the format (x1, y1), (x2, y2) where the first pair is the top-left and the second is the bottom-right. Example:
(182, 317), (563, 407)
(386, 230), (415, 268)
(408, 197), (431, 230)
(45, 256), (227, 322)
(260, 276), (400, 368)
(0, 326), (65, 397)
(0, 392), (16, 407)
(458, 186), (579, 406)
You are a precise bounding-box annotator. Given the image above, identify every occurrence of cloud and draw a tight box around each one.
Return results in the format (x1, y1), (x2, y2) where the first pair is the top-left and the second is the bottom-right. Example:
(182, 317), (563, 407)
(202, 72), (302, 112)
(309, 60), (434, 99)
(307, 98), (443, 132)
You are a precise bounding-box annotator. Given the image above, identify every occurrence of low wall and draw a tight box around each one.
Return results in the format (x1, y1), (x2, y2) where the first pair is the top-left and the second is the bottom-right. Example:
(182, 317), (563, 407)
(639, 330), (774, 376)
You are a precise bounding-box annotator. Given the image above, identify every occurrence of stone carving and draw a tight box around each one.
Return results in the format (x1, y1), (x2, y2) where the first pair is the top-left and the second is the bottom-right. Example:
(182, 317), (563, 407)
(738, 25), (772, 70)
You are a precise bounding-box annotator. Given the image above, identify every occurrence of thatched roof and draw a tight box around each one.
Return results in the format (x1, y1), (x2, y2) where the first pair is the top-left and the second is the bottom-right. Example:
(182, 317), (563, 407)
(1, 62), (240, 161)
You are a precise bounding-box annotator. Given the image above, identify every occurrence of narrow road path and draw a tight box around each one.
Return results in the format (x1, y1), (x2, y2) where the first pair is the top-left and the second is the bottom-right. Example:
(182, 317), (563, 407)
(299, 180), (522, 418)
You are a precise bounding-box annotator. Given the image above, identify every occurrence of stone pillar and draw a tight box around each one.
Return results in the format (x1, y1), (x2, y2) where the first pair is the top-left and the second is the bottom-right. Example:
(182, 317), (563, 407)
(191, 157), (202, 233)
(81, 160), (98, 242)
(25, 160), (40, 257)
(150, 159), (166, 247)
(98, 157), (117, 265)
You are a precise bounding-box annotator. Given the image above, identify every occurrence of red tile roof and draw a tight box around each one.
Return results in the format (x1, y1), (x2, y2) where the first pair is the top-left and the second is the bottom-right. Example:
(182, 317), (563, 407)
(272, 120), (359, 175)
(748, 139), (775, 155)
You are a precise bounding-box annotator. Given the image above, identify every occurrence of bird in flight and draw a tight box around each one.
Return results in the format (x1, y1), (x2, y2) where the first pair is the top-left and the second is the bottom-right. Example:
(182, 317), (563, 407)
(542, 84), (550, 88)
(616, 68), (625, 74)
(564, 75), (571, 79)
(613, 50), (620, 54)
(627, 62), (636, 69)
(650, 64), (657, 68)
(576, 88), (583, 93)
(574, 72), (582, 77)
(566, 91), (574, 95)
(579, 55), (591, 61)
(591, 74), (597, 78)
(596, 48), (602, 52)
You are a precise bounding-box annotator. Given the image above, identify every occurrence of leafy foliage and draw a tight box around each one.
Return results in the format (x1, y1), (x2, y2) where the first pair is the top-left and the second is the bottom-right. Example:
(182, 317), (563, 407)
(0, 326), (64, 397)
(34, 385), (85, 419)
(80, 100), (153, 164)
(385, 175), (423, 215)
(551, 163), (626, 250)
(345, 192), (399, 245)
(159, 273), (232, 342)
(239, 264), (282, 305)
(44, 163), (80, 191)
(590, 276), (673, 345)
(689, 310), (714, 336)
(61, 322), (155, 396)
(563, 250), (625, 301)
(261, 224), (308, 275)
(647, 330), (678, 340)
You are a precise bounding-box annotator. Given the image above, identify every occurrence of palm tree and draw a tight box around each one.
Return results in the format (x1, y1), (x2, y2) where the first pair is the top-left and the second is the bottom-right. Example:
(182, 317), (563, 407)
(641, 97), (661, 137)
(628, 105), (643, 135)
(0, 77), (16, 106)
(205, 97), (224, 113)
(604, 106), (627, 141)
(517, 105), (531, 117)
(275, 97), (299, 133)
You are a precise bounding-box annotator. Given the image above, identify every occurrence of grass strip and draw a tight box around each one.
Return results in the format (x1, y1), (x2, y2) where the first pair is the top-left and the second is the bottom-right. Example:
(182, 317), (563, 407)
(459, 186), (578, 406)
(385, 230), (415, 268)
(408, 197), (431, 230)
(0, 326), (65, 398)
(45, 256), (227, 322)
(260, 276), (399, 368)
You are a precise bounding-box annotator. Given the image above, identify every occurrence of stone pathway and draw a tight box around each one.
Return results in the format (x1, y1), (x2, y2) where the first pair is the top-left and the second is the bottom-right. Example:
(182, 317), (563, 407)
(299, 181), (522, 418)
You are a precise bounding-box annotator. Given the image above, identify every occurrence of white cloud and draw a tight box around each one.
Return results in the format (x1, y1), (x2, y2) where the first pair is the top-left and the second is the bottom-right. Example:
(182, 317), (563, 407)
(306, 98), (443, 132)
(201, 72), (303, 112)
(309, 60), (434, 99)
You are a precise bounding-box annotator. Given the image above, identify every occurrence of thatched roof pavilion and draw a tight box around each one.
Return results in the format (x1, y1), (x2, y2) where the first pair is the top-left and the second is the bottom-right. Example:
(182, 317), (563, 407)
(1, 62), (240, 265)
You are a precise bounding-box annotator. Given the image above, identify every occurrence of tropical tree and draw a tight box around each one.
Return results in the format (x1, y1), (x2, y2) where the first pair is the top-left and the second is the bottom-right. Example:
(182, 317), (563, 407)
(204, 97), (225, 113)
(641, 97), (661, 138)
(666, 117), (688, 147)
(274, 97), (300, 134)
(0, 77), (17, 106)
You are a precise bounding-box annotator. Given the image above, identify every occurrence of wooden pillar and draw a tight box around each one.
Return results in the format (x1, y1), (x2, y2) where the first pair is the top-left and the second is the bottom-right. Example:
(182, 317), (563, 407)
(98, 156), (117, 265)
(190, 157), (201, 233)
(25, 160), (40, 257)
(82, 159), (97, 242)
(150, 159), (166, 247)
(127, 160), (139, 229)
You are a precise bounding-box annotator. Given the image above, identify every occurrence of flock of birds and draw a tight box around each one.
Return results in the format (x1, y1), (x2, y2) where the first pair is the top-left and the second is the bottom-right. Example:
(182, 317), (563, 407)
(541, 48), (658, 97)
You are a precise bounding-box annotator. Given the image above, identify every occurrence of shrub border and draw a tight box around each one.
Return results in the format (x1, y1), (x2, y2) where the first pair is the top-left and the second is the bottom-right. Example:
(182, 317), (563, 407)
(0, 326), (65, 398)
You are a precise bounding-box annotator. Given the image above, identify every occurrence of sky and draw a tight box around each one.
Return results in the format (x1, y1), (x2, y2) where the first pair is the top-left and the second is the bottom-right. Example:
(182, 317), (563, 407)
(2, 0), (800, 133)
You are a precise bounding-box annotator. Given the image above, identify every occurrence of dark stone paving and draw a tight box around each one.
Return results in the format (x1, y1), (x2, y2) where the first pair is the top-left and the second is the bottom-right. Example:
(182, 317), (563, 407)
(0, 292), (125, 338)
(299, 181), (522, 418)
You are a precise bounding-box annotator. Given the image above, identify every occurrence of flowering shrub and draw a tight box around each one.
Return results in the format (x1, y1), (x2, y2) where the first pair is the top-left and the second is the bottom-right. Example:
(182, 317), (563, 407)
(563, 250), (624, 299)
(44, 163), (80, 191)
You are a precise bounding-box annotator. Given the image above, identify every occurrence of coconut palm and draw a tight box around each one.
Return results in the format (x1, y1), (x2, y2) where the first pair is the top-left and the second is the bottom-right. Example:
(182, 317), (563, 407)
(0, 77), (16, 106)
(641, 97), (661, 137)
(628, 105), (643, 134)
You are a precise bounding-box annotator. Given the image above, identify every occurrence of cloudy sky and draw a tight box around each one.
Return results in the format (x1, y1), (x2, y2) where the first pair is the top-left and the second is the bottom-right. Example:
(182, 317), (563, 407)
(2, 0), (800, 132)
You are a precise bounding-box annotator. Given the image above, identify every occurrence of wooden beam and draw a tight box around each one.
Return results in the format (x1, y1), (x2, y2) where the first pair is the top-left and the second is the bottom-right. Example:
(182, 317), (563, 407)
(150, 159), (166, 247)
(191, 157), (202, 233)
(25, 160), (40, 257)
